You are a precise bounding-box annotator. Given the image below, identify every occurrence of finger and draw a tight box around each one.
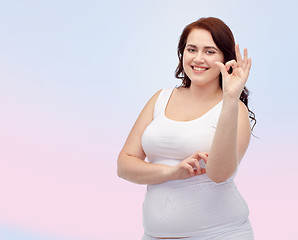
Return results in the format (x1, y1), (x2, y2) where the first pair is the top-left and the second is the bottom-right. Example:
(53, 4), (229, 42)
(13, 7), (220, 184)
(202, 152), (209, 157)
(225, 59), (237, 73)
(193, 151), (208, 162)
(243, 48), (248, 62)
(194, 160), (201, 174)
(242, 48), (248, 69)
(200, 152), (208, 163)
(191, 151), (202, 159)
(215, 61), (228, 78)
(248, 57), (252, 69)
(243, 58), (252, 81)
(235, 44), (243, 66)
(187, 164), (195, 177)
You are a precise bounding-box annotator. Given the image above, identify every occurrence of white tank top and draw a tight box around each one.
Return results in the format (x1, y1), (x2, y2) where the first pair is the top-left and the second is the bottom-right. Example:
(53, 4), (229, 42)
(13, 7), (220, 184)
(142, 87), (224, 177)
(141, 88), (249, 238)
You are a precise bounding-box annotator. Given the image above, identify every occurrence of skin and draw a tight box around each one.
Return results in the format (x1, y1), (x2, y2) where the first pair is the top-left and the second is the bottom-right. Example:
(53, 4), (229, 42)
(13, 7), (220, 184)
(183, 28), (224, 93)
(117, 28), (252, 239)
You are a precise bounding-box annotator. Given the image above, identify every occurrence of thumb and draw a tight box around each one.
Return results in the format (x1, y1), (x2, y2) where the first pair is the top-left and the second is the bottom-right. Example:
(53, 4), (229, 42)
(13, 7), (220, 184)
(215, 61), (228, 78)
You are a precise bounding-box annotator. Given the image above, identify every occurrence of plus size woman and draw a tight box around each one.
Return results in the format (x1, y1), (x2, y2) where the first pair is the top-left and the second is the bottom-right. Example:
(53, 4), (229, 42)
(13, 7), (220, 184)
(117, 17), (256, 240)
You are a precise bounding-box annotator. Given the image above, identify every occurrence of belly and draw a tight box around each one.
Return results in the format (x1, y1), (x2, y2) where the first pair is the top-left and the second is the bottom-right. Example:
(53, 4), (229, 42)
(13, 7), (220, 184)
(143, 180), (249, 237)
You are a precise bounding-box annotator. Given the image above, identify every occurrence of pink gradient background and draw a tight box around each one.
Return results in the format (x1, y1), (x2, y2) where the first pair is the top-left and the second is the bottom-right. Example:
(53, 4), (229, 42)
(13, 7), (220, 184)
(1, 0), (298, 239)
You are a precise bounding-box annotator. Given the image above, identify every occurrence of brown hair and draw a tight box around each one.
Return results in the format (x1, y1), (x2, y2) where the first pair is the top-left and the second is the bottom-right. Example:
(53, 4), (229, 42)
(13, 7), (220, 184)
(175, 17), (256, 130)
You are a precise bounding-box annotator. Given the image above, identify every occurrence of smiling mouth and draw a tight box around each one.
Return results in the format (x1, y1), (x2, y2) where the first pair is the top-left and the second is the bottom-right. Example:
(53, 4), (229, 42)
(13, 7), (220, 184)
(192, 66), (209, 72)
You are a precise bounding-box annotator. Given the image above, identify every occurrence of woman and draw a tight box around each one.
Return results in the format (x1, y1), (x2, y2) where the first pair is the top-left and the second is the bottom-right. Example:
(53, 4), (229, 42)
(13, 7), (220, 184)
(117, 17), (256, 240)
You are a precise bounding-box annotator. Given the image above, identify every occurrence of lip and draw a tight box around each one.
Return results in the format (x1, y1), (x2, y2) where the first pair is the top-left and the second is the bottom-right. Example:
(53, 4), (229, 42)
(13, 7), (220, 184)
(191, 66), (209, 73)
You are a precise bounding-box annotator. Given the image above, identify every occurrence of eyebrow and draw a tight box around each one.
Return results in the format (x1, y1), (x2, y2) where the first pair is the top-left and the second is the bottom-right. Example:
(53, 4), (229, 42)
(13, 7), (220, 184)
(186, 44), (219, 51)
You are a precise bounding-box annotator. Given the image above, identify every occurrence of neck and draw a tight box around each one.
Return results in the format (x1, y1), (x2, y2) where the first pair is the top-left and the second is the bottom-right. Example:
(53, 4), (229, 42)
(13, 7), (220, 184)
(188, 81), (223, 102)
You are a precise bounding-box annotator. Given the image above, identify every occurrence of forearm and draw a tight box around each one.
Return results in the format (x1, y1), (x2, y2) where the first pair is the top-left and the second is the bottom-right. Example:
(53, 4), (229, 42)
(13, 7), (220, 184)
(117, 154), (172, 185)
(206, 97), (239, 183)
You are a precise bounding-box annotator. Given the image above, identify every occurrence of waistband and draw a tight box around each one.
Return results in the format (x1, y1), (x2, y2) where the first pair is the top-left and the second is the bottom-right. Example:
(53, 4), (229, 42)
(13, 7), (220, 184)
(143, 219), (254, 240)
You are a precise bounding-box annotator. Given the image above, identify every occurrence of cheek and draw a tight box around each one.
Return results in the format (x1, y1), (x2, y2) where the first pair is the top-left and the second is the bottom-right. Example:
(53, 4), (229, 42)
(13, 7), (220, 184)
(182, 56), (188, 69)
(217, 54), (224, 64)
(208, 59), (221, 75)
(209, 56), (224, 68)
(182, 53), (192, 67)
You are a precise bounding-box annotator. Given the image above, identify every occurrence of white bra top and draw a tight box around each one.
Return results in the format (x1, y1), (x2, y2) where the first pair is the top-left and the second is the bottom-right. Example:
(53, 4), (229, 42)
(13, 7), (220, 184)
(142, 87), (237, 185)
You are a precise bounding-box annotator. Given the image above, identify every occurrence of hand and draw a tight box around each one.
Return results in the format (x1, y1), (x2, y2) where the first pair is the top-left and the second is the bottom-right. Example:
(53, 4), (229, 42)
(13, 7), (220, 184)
(167, 151), (208, 180)
(215, 44), (252, 99)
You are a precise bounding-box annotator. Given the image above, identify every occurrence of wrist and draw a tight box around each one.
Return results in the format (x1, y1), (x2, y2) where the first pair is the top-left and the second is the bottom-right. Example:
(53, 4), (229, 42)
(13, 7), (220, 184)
(222, 95), (239, 106)
(163, 165), (176, 181)
(221, 96), (239, 115)
(222, 87), (244, 102)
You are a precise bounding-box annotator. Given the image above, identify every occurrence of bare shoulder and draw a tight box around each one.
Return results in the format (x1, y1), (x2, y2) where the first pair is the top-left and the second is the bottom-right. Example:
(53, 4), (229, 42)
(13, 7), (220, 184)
(146, 89), (163, 110)
(140, 89), (163, 121)
(132, 88), (163, 128)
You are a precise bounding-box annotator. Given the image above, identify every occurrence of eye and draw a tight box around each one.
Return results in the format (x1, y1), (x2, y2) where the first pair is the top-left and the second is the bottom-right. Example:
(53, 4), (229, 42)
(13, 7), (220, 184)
(206, 50), (215, 55)
(187, 48), (196, 53)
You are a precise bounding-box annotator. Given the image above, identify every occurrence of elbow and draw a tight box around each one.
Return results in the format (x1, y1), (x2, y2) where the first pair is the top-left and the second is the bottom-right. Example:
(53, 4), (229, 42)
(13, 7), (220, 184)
(206, 167), (237, 184)
(207, 174), (229, 183)
(117, 166), (123, 179)
(117, 153), (136, 181)
(206, 157), (238, 183)
(117, 156), (126, 179)
(117, 166), (128, 180)
(117, 164), (129, 181)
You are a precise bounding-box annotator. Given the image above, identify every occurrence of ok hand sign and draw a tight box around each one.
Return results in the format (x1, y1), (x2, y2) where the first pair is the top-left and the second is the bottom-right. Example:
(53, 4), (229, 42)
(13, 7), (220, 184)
(215, 44), (252, 100)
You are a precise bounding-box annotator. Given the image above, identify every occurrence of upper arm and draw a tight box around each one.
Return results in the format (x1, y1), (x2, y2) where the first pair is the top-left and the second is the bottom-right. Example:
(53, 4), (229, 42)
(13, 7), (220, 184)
(118, 89), (162, 160)
(237, 100), (251, 162)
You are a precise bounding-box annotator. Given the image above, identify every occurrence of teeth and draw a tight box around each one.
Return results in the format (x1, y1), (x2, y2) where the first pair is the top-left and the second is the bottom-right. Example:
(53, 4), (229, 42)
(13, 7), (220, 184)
(193, 67), (207, 71)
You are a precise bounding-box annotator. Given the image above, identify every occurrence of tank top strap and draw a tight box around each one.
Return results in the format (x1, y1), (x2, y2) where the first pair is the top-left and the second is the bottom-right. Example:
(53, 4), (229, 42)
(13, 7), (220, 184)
(153, 88), (174, 119)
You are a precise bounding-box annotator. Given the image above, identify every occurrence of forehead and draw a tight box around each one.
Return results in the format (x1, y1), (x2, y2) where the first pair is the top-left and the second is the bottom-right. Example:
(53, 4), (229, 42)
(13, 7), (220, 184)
(186, 28), (216, 46)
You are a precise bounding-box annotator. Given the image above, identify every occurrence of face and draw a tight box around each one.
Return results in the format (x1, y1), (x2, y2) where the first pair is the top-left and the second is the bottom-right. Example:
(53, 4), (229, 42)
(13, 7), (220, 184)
(182, 28), (224, 87)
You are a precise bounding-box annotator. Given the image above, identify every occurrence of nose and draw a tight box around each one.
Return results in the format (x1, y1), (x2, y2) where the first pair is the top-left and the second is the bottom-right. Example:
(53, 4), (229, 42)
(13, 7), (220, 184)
(194, 51), (205, 63)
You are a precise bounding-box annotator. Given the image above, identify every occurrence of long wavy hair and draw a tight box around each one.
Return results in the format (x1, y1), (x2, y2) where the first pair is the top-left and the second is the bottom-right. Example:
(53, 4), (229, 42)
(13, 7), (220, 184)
(175, 17), (256, 130)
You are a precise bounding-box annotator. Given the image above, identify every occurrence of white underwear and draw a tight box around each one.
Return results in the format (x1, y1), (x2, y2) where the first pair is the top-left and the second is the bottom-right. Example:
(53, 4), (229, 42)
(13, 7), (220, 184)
(142, 219), (254, 240)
